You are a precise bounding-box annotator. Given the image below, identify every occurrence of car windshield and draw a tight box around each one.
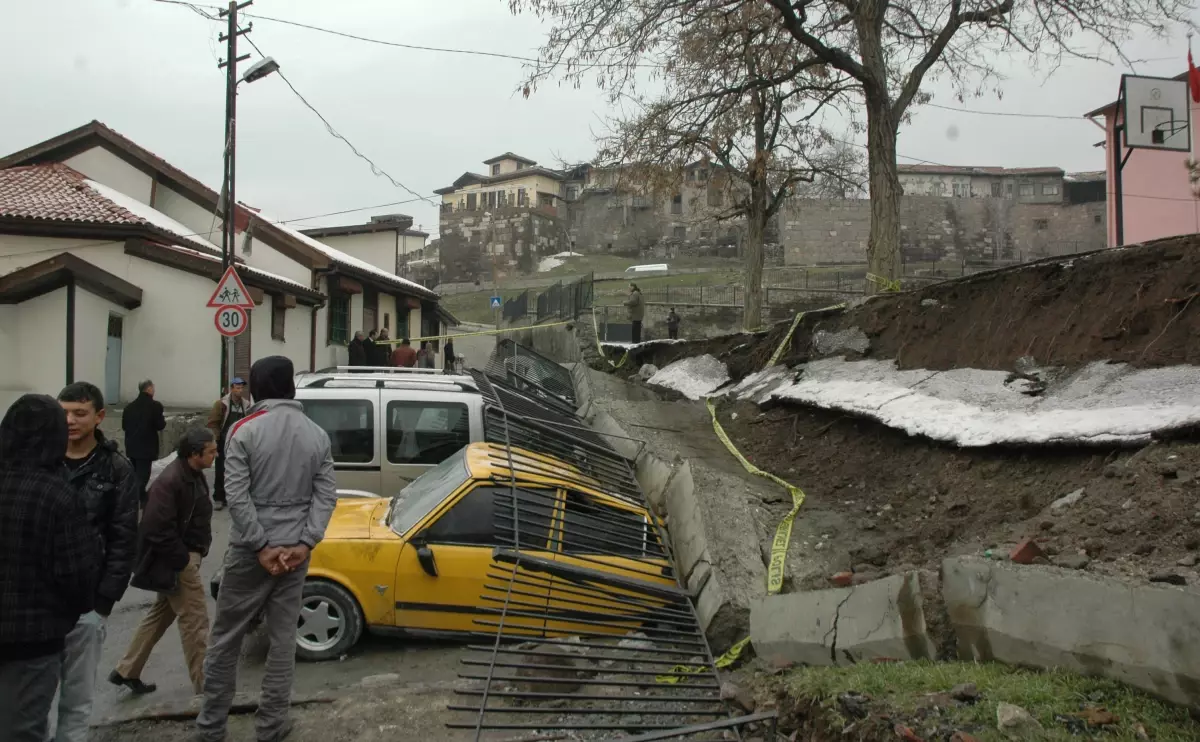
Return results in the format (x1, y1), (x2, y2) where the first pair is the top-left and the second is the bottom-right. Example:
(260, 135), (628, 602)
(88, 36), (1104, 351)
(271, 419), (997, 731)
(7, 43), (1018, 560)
(388, 446), (472, 536)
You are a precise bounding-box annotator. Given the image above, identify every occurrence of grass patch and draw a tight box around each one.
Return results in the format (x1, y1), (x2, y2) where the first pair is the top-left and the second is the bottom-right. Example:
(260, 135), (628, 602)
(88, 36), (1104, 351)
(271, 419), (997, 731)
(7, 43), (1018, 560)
(771, 660), (1197, 741)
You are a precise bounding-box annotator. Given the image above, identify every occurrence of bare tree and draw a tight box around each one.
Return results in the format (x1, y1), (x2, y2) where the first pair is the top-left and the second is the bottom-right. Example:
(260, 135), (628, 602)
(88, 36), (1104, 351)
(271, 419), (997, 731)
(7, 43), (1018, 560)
(512, 0), (1193, 291)
(594, 5), (862, 328)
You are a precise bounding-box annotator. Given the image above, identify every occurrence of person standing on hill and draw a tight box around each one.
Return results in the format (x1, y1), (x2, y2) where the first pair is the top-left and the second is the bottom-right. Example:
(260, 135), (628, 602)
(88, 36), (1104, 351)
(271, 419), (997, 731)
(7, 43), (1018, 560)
(196, 356), (337, 742)
(207, 378), (252, 512)
(666, 307), (681, 340)
(122, 379), (166, 512)
(0, 395), (99, 742)
(625, 283), (645, 344)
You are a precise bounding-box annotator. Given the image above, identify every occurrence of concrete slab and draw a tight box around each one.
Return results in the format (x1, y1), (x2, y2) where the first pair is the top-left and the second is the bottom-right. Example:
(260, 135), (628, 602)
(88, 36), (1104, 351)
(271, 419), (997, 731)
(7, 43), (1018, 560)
(942, 556), (1200, 708)
(750, 572), (937, 666)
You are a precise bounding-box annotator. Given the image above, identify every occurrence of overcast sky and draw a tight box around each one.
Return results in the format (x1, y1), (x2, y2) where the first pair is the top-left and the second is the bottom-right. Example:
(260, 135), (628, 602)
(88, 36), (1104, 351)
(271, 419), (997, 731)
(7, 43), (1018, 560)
(2, 0), (1197, 239)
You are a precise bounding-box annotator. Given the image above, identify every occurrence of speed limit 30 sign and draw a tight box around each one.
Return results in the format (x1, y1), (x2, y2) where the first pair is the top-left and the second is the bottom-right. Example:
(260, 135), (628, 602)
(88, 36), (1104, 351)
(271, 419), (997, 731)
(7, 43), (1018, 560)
(214, 306), (248, 337)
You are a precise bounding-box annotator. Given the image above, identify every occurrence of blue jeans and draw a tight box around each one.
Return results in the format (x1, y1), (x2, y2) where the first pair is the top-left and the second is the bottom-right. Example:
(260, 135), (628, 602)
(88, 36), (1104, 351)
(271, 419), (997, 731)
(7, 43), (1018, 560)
(51, 611), (107, 742)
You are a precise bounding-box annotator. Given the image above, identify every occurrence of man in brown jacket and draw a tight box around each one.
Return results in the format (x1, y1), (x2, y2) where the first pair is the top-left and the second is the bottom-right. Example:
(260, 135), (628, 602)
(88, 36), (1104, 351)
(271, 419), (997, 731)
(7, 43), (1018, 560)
(108, 428), (217, 695)
(207, 378), (251, 511)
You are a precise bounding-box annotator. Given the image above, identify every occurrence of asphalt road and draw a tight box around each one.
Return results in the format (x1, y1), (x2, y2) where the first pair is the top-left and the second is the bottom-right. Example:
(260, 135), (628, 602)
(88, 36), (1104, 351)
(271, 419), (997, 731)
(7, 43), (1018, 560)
(85, 468), (467, 730)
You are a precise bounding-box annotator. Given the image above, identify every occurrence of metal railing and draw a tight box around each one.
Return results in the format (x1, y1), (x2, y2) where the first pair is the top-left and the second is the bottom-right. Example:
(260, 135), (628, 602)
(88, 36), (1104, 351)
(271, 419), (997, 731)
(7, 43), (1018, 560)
(486, 338), (578, 409)
(447, 368), (773, 740)
(536, 272), (595, 321)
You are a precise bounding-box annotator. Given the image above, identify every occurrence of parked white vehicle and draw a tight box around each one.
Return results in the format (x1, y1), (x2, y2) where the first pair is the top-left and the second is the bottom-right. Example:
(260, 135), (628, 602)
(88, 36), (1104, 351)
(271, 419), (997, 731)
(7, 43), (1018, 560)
(624, 263), (669, 276)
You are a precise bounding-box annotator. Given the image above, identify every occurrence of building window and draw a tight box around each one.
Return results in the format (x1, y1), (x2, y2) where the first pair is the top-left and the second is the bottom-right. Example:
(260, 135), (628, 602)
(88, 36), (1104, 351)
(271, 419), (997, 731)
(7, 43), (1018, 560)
(672, 226), (686, 239)
(492, 163), (500, 175)
(700, 229), (712, 240)
(1019, 184), (1034, 197)
(516, 163), (525, 170)
(991, 181), (1002, 197)
(1041, 183), (1060, 196)
(271, 295), (286, 341)
(687, 170), (695, 181)
(952, 183), (962, 197)
(1094, 214), (1102, 224)
(1034, 219), (1049, 231)
(707, 188), (723, 207)
(328, 292), (349, 345)
(671, 194), (682, 214)
(517, 188), (527, 206)
(386, 401), (470, 465)
(697, 169), (708, 181)
(1006, 183), (1014, 199)
(932, 182), (944, 196)
(466, 192), (477, 210)
(566, 187), (578, 201)
(304, 399), (374, 464)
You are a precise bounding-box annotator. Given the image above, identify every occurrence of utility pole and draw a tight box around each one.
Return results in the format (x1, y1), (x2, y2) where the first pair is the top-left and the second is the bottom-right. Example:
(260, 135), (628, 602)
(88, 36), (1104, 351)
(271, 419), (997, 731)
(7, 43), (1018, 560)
(217, 0), (253, 391)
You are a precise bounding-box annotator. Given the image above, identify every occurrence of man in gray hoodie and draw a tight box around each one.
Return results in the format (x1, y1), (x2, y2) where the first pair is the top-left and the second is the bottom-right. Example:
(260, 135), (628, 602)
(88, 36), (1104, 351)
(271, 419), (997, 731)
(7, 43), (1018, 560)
(195, 356), (336, 742)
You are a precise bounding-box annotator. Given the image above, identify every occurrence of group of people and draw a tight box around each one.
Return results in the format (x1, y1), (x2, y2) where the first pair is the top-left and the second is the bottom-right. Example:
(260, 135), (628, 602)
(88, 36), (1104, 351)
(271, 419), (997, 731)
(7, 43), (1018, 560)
(0, 355), (338, 742)
(346, 328), (456, 373)
(623, 283), (682, 343)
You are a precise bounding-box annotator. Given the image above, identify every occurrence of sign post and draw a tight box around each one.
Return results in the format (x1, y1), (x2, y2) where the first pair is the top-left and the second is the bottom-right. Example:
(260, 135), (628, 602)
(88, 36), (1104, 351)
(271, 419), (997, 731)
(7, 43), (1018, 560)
(207, 266), (255, 387)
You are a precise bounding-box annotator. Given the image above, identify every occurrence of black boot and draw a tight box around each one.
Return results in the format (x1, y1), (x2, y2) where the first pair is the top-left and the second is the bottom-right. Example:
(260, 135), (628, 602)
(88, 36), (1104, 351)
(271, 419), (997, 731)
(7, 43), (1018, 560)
(108, 669), (157, 694)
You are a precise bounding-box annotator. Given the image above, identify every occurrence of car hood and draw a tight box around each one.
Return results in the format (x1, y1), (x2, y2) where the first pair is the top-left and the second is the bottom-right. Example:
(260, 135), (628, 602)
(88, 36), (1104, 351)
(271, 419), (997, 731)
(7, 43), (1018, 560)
(324, 497), (390, 540)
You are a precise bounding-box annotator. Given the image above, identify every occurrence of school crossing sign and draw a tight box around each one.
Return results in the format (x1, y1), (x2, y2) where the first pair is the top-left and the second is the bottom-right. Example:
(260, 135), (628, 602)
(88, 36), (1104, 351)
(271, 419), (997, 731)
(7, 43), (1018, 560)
(207, 266), (254, 337)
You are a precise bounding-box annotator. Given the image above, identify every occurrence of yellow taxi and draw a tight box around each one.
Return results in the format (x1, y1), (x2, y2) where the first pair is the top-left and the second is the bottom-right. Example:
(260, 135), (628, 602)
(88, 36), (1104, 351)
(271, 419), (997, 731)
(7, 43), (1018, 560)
(295, 442), (673, 661)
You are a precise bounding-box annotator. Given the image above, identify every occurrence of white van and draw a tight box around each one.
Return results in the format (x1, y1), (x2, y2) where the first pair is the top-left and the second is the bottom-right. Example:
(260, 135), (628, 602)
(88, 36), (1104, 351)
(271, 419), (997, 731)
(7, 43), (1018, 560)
(625, 263), (669, 276)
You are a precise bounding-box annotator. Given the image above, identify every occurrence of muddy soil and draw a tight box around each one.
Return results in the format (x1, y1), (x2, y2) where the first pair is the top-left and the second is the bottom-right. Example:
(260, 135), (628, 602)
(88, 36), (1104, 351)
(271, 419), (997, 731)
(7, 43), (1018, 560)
(613, 235), (1200, 378)
(715, 398), (1200, 590)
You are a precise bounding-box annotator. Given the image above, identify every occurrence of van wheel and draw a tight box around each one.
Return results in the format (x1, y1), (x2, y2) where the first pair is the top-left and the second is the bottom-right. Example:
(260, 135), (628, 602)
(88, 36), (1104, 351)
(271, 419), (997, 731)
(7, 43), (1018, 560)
(296, 581), (363, 662)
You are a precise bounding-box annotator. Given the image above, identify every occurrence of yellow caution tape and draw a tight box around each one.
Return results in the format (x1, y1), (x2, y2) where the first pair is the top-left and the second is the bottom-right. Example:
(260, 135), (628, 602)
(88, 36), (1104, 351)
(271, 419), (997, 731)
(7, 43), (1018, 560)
(655, 636), (752, 684)
(706, 398), (805, 595)
(765, 301), (847, 368)
(866, 273), (902, 292)
(590, 306), (631, 369)
(376, 319), (573, 345)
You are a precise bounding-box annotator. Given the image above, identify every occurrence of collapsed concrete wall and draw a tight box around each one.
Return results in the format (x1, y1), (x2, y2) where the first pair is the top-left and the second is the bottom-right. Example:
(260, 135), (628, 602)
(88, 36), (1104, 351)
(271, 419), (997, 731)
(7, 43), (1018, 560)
(943, 556), (1200, 709)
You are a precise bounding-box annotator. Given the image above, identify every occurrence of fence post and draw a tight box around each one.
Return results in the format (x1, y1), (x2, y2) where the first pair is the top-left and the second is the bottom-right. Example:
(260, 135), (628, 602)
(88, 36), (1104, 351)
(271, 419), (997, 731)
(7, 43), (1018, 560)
(666, 285), (670, 304)
(699, 285), (704, 305)
(836, 272), (841, 291)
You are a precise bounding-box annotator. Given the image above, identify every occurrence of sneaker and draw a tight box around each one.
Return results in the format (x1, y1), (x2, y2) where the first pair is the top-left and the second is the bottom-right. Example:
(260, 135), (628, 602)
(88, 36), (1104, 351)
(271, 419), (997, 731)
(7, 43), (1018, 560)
(214, 501), (226, 511)
(258, 719), (294, 742)
(108, 669), (157, 694)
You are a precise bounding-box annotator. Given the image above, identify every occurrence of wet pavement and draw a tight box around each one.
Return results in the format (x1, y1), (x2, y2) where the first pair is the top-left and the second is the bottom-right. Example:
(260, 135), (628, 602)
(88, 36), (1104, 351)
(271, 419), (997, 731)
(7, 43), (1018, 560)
(90, 488), (467, 730)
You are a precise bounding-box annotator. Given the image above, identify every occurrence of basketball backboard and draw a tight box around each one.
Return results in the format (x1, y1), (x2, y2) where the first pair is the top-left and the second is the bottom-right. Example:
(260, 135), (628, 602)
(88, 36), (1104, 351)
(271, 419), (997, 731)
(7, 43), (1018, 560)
(1121, 74), (1191, 151)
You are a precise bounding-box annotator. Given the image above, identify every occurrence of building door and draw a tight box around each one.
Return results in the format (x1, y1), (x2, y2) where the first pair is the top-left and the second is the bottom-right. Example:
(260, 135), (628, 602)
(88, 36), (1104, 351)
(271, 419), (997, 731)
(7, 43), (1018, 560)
(105, 315), (123, 404)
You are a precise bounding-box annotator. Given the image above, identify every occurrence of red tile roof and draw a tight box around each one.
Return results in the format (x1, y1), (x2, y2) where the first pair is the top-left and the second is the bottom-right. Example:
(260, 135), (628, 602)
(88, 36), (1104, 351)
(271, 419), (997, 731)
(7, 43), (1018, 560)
(0, 163), (147, 225)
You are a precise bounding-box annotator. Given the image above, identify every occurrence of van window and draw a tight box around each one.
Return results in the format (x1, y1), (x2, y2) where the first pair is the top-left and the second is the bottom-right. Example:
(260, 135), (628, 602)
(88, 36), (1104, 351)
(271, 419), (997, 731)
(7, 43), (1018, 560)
(560, 490), (652, 557)
(303, 399), (374, 464)
(387, 401), (470, 465)
(424, 485), (553, 548)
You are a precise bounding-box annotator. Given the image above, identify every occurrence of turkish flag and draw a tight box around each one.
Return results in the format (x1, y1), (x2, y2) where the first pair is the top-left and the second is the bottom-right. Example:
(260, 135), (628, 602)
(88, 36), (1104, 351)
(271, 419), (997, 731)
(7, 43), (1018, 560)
(1189, 49), (1200, 102)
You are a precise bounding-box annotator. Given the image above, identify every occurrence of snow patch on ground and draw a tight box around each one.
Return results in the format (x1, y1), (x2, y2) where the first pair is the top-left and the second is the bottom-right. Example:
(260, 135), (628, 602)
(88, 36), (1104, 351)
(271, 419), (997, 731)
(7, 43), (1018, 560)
(600, 338), (690, 350)
(538, 251), (584, 272)
(745, 358), (1200, 446)
(647, 355), (730, 400)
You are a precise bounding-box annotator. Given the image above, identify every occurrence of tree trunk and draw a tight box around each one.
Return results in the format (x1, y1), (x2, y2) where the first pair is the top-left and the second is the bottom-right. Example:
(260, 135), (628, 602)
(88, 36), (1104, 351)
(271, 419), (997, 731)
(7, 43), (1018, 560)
(864, 92), (902, 292)
(743, 187), (767, 330)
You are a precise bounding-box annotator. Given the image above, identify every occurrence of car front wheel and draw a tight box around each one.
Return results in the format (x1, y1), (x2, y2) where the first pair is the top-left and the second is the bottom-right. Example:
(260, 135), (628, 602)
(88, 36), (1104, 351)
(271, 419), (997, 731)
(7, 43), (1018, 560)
(296, 581), (363, 662)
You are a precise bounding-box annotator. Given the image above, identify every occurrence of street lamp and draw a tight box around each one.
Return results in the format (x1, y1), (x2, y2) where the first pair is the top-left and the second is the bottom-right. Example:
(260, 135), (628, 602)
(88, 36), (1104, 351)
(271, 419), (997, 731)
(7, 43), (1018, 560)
(217, 0), (280, 389)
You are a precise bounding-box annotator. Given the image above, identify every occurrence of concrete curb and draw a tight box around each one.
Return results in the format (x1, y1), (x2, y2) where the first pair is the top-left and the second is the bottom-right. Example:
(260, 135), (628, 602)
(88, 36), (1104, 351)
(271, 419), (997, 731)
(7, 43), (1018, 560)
(943, 556), (1200, 709)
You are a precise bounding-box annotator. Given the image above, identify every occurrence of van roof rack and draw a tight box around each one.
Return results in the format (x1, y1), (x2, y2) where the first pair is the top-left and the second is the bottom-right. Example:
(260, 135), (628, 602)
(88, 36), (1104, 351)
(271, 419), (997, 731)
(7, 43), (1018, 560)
(315, 365), (444, 374)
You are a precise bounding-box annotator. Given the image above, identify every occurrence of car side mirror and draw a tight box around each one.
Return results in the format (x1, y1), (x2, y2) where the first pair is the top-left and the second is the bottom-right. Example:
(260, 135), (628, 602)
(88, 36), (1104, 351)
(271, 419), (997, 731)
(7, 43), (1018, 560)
(416, 545), (438, 577)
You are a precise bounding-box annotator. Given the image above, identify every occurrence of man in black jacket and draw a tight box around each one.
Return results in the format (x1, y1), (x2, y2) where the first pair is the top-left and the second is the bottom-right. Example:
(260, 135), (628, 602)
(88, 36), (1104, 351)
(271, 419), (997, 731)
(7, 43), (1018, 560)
(0, 395), (99, 742)
(347, 331), (367, 367)
(54, 382), (139, 742)
(122, 379), (166, 510)
(110, 427), (216, 695)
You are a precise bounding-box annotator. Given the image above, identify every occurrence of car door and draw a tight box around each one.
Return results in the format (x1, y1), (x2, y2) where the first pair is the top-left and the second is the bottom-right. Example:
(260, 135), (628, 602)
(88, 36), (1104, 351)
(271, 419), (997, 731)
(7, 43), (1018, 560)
(393, 482), (557, 637)
(299, 388), (382, 496)
(382, 393), (475, 494)
(542, 488), (673, 637)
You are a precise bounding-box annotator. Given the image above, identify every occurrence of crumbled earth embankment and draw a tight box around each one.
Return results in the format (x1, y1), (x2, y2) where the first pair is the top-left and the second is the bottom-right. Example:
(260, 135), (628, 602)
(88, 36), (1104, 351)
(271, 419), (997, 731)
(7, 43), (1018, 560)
(598, 236), (1200, 592)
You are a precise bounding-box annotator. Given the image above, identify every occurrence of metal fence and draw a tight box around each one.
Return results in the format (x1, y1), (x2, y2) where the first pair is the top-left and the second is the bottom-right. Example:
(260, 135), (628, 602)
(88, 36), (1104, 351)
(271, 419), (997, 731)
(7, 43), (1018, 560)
(502, 291), (529, 321)
(535, 272), (595, 320)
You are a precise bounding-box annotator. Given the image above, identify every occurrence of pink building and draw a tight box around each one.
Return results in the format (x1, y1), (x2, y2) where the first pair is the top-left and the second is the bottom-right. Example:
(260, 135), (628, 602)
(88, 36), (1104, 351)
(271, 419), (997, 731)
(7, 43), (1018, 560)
(1085, 71), (1200, 247)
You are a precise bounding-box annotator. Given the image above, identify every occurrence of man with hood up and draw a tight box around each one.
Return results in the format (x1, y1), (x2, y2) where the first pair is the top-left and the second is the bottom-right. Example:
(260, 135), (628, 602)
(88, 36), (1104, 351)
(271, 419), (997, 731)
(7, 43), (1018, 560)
(196, 356), (337, 742)
(0, 395), (99, 742)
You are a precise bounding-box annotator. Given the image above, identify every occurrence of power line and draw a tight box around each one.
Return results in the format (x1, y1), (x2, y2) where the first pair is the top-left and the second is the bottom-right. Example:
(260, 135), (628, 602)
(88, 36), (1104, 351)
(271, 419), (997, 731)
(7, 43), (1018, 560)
(923, 102), (1084, 121)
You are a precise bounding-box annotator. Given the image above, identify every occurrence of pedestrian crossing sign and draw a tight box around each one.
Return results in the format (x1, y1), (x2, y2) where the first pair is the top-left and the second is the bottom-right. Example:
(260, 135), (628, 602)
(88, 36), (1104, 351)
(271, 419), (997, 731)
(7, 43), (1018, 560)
(490, 296), (502, 309)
